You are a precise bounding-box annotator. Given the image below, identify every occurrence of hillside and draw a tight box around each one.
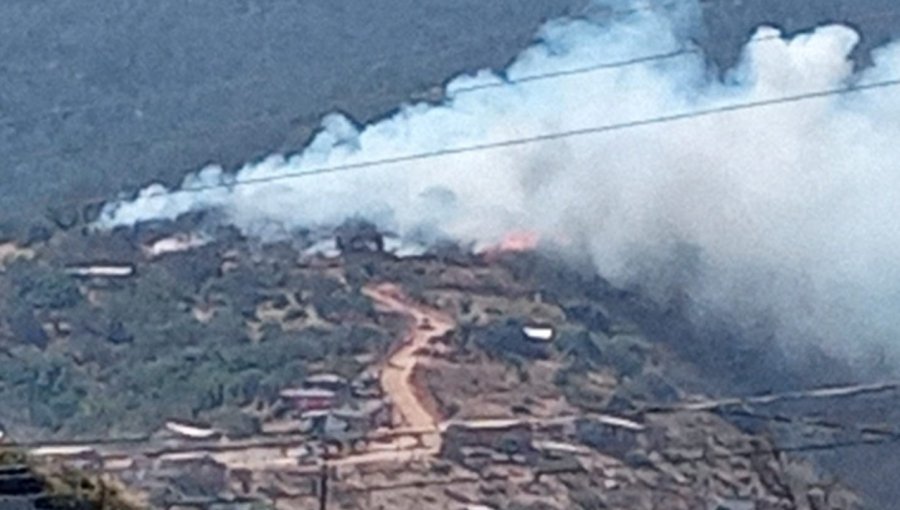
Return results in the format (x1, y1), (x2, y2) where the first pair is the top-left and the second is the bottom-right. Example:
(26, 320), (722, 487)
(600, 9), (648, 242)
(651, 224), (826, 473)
(0, 220), (895, 508)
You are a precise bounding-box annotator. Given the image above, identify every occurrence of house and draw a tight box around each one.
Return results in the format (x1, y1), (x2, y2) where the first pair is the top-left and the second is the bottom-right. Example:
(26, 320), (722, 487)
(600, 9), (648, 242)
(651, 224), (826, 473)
(440, 419), (538, 465)
(144, 233), (208, 258)
(29, 445), (96, 459)
(157, 456), (229, 498)
(299, 399), (391, 442)
(280, 388), (337, 412)
(64, 263), (135, 278)
(332, 399), (392, 432)
(595, 414), (645, 432)
(351, 370), (382, 398)
(301, 239), (342, 260)
(303, 373), (348, 392)
(522, 324), (555, 343)
(574, 414), (645, 458)
(300, 410), (349, 438)
(164, 420), (221, 440)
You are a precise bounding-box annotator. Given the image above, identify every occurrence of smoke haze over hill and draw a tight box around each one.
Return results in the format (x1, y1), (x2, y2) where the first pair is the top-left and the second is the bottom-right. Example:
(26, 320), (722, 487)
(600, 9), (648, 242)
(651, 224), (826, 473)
(100, 2), (900, 365)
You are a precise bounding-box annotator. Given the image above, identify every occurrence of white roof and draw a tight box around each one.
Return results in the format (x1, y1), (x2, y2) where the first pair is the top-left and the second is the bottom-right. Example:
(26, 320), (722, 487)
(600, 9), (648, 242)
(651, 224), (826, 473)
(31, 445), (96, 457)
(383, 236), (428, 258)
(305, 373), (346, 384)
(145, 234), (208, 257)
(447, 418), (526, 430)
(300, 409), (332, 419)
(522, 325), (554, 341)
(165, 420), (218, 439)
(301, 239), (341, 259)
(65, 264), (135, 277)
(280, 387), (336, 399)
(595, 414), (645, 431)
(534, 440), (592, 454)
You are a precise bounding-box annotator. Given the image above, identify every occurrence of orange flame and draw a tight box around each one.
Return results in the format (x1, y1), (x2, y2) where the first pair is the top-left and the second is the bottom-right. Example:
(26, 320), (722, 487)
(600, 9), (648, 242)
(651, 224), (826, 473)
(479, 230), (540, 261)
(497, 231), (540, 252)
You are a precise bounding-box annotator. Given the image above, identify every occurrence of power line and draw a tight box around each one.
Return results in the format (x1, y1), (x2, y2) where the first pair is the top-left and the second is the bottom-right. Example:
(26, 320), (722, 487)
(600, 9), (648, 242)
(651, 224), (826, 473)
(449, 1), (900, 95)
(16, 387), (899, 506)
(154, 432), (900, 509)
(8, 2), (900, 184)
(88, 76), (900, 208)
(8, 380), (900, 451)
(714, 407), (900, 439)
(640, 381), (900, 413)
(1, 6), (898, 228)
(7, 1), (900, 135)
(0, 0), (680, 132)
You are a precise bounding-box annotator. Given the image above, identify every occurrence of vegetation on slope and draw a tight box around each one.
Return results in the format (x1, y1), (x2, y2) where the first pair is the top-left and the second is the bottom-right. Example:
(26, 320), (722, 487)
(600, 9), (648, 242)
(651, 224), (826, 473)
(0, 226), (392, 440)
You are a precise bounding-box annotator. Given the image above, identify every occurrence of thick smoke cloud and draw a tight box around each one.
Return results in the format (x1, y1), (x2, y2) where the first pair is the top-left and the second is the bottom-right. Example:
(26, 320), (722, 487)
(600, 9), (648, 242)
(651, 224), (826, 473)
(100, 3), (900, 362)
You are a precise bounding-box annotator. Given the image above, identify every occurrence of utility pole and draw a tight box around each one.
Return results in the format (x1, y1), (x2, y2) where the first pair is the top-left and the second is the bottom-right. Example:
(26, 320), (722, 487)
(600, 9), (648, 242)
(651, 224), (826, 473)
(318, 461), (329, 510)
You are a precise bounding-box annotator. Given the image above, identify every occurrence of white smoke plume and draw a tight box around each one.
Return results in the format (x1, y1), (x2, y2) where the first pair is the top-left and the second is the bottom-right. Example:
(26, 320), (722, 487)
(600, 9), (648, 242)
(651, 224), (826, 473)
(100, 3), (900, 362)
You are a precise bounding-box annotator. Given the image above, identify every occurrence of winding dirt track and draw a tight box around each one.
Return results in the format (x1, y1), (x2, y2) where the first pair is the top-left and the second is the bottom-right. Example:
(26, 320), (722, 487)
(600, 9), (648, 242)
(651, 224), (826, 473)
(362, 284), (455, 452)
(27, 284), (457, 471)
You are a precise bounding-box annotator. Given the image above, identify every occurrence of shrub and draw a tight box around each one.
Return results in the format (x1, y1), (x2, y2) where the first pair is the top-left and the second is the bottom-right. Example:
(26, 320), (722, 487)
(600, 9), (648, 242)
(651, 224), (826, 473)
(469, 319), (548, 363)
(8, 262), (80, 310)
(604, 335), (649, 379)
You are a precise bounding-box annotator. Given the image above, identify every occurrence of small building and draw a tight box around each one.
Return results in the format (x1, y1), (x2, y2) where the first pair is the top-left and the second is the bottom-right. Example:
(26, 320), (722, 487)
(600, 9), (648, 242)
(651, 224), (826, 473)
(280, 388), (337, 412)
(440, 419), (537, 466)
(64, 263), (135, 278)
(333, 399), (392, 432)
(303, 373), (347, 392)
(351, 370), (382, 398)
(144, 233), (208, 258)
(301, 239), (342, 260)
(157, 455), (229, 498)
(164, 420), (221, 441)
(29, 445), (97, 459)
(522, 324), (555, 343)
(574, 414), (644, 458)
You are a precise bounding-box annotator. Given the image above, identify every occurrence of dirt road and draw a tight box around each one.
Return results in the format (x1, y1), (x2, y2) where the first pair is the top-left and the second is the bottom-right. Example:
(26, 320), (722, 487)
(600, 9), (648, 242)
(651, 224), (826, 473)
(363, 284), (455, 451)
(29, 286), (458, 470)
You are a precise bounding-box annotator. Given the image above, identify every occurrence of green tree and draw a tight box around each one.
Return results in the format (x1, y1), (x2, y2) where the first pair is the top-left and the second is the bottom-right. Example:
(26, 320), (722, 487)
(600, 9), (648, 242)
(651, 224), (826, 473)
(8, 261), (80, 310)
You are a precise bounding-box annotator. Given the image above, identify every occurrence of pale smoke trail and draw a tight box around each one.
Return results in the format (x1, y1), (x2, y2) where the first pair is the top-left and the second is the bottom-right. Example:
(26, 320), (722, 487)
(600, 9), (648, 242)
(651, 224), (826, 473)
(100, 4), (900, 361)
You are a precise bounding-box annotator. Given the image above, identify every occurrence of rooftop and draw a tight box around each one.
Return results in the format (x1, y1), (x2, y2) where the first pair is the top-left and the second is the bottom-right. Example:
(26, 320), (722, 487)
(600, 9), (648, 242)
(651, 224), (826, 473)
(305, 373), (347, 385)
(280, 388), (336, 399)
(64, 264), (135, 278)
(522, 325), (554, 342)
(594, 414), (645, 432)
(444, 418), (527, 431)
(165, 420), (219, 439)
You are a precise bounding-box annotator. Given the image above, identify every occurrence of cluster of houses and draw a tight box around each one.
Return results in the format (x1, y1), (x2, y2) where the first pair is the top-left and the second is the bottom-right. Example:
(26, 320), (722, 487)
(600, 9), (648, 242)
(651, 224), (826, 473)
(276, 371), (392, 442)
(439, 413), (646, 476)
(157, 371), (391, 445)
